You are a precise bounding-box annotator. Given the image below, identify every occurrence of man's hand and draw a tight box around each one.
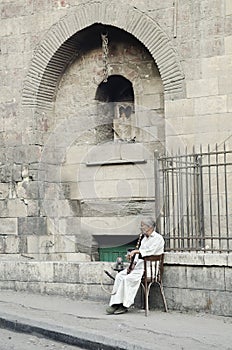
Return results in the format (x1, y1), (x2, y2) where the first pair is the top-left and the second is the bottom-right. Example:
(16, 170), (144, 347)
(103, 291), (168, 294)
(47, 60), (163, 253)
(128, 249), (140, 260)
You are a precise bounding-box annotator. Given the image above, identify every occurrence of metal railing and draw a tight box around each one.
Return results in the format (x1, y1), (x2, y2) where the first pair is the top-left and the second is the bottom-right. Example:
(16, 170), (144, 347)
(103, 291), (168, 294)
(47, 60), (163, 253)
(155, 144), (232, 253)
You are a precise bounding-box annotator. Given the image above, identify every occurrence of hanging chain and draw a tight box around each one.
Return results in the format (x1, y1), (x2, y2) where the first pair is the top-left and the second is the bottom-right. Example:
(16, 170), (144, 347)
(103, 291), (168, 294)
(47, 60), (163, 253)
(101, 33), (109, 83)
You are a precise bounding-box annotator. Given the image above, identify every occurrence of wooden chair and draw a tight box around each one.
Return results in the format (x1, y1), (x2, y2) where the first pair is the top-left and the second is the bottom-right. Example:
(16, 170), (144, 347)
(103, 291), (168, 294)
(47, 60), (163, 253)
(140, 254), (168, 316)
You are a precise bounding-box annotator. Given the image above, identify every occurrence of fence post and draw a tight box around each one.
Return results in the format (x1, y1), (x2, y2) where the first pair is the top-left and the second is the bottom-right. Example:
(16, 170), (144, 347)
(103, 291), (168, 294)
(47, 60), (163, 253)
(154, 152), (161, 234)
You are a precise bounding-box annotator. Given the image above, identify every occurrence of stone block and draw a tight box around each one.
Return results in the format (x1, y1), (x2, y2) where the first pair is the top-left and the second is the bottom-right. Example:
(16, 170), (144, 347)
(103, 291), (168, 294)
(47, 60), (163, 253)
(85, 283), (109, 302)
(14, 262), (48, 282)
(69, 183), (82, 199)
(97, 178), (142, 198)
(67, 253), (91, 261)
(53, 262), (80, 283)
(201, 56), (232, 78)
(120, 143), (145, 160)
(194, 96), (227, 115)
(225, 15), (232, 36)
(141, 78), (163, 94)
(209, 290), (232, 316)
(226, 0), (232, 15)
(202, 37), (224, 57)
(16, 180), (39, 199)
(56, 199), (74, 217)
(0, 200), (8, 217)
(0, 281), (15, 290)
(228, 94), (232, 112)
(0, 218), (17, 235)
(186, 78), (218, 98)
(0, 261), (7, 280)
(76, 164), (100, 183)
(225, 35), (232, 54)
(16, 281), (46, 294)
(18, 217), (47, 235)
(186, 266), (224, 291)
(225, 268), (232, 291)
(138, 93), (164, 109)
(44, 282), (87, 299)
(164, 252), (205, 266)
(54, 235), (76, 253)
(7, 199), (27, 217)
(165, 99), (194, 118)
(203, 253), (228, 266)
(194, 130), (232, 146)
(66, 145), (89, 164)
(27, 235), (55, 254)
(80, 198), (155, 217)
(163, 265), (187, 288)
(171, 287), (211, 313)
(0, 164), (12, 182)
(27, 200), (40, 216)
(95, 162), (153, 181)
(219, 77), (232, 94)
(78, 262), (109, 284)
(86, 143), (121, 164)
(41, 183), (64, 200)
(81, 216), (140, 235)
(4, 261), (20, 280)
(61, 164), (81, 182)
(181, 59), (201, 80)
(45, 164), (62, 182)
(5, 235), (19, 254)
(0, 237), (6, 253)
(228, 254), (232, 267)
(4, 132), (22, 146)
(12, 164), (22, 182)
(59, 217), (81, 235)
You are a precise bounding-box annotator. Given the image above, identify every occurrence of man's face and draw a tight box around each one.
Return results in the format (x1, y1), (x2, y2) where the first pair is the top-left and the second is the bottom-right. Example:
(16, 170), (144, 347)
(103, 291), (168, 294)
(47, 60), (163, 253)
(141, 222), (153, 237)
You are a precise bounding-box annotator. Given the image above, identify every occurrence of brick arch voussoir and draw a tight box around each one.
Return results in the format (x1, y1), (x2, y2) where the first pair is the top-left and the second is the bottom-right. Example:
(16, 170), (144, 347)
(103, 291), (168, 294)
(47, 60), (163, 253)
(22, 1), (185, 110)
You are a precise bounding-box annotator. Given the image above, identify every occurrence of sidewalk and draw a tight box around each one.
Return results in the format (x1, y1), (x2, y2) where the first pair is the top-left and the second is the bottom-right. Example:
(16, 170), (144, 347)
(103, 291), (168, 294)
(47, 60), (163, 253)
(0, 290), (231, 350)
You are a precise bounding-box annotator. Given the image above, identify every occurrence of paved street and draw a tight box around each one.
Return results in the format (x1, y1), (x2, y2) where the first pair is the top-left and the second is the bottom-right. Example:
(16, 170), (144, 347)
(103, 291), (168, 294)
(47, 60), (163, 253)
(0, 328), (84, 350)
(0, 290), (231, 350)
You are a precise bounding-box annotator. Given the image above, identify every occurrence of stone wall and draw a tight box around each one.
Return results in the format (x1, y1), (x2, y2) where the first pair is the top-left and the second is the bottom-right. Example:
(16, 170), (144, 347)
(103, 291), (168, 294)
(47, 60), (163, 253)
(0, 253), (231, 317)
(0, 0), (231, 262)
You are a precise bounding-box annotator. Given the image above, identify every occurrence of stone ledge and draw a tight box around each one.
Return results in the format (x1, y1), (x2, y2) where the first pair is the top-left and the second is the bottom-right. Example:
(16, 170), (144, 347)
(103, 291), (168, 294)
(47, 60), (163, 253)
(164, 252), (231, 267)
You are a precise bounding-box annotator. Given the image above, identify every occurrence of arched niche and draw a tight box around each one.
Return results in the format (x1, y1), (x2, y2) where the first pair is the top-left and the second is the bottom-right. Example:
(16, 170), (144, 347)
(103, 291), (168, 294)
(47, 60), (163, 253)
(95, 75), (135, 142)
(22, 1), (185, 111)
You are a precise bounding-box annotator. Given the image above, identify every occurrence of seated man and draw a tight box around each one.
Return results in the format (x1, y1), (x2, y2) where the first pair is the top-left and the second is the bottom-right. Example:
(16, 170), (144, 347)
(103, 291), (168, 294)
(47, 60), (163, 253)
(106, 217), (165, 314)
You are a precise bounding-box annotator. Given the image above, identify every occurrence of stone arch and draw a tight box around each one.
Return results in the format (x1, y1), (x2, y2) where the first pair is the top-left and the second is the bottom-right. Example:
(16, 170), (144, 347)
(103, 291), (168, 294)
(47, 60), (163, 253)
(22, 1), (185, 110)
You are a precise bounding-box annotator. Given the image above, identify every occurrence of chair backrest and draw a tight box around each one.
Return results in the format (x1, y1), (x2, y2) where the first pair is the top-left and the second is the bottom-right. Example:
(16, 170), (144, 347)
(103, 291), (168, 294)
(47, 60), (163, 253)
(142, 254), (164, 283)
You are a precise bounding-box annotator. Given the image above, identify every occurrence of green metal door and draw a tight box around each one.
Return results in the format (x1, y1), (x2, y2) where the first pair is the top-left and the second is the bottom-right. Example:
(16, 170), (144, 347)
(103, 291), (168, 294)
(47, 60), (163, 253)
(99, 244), (135, 262)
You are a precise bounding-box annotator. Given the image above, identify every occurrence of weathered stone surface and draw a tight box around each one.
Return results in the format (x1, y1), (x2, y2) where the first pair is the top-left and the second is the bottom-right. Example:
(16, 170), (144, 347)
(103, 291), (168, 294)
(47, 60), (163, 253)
(209, 290), (232, 316)
(0, 258), (230, 315)
(18, 217), (47, 235)
(225, 268), (232, 291)
(186, 266), (225, 291)
(0, 218), (17, 235)
(53, 262), (80, 283)
(186, 78), (218, 98)
(194, 96), (227, 115)
(0, 0), (231, 317)
(163, 265), (187, 288)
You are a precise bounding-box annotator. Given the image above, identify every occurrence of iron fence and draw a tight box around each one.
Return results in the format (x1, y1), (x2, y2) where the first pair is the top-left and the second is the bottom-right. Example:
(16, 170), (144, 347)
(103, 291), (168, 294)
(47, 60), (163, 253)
(155, 144), (232, 253)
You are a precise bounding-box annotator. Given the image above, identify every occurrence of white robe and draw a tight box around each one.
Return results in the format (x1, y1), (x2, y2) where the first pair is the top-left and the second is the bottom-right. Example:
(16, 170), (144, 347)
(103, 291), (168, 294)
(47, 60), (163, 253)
(109, 231), (164, 308)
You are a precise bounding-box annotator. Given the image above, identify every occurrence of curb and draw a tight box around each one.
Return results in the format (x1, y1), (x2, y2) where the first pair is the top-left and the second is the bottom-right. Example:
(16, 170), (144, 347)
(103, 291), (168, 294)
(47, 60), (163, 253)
(0, 313), (150, 350)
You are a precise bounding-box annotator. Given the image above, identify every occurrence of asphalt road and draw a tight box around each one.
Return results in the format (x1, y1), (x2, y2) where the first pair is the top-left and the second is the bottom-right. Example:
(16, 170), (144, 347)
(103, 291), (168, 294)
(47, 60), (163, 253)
(0, 328), (85, 350)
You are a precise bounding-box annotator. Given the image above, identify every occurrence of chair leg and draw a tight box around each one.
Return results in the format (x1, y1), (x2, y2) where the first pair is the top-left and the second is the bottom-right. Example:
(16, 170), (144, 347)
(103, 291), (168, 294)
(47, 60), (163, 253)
(144, 282), (148, 316)
(159, 281), (168, 312)
(142, 281), (167, 315)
